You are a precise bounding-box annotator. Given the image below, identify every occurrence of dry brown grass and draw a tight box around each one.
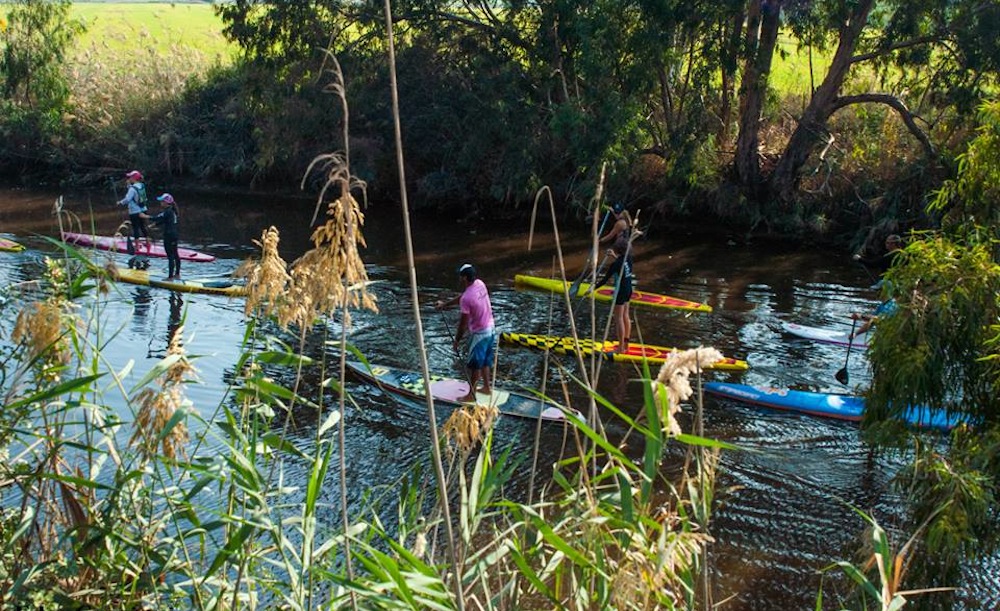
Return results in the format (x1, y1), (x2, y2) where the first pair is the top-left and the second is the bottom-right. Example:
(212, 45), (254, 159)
(129, 324), (194, 461)
(441, 404), (499, 456)
(651, 347), (723, 436)
(11, 259), (81, 380)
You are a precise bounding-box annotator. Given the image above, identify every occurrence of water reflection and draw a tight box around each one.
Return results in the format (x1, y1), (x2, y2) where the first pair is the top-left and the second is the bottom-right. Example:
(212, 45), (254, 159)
(0, 186), (996, 609)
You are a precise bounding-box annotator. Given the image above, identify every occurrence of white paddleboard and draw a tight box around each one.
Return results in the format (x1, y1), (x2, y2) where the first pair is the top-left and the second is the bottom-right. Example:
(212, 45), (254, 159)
(782, 321), (869, 348)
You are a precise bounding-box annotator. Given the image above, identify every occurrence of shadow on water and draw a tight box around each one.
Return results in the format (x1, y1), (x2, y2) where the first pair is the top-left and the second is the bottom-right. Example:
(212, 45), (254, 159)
(0, 186), (997, 609)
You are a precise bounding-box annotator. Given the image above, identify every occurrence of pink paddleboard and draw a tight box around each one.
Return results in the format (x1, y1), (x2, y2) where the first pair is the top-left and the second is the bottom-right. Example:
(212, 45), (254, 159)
(61, 231), (215, 263)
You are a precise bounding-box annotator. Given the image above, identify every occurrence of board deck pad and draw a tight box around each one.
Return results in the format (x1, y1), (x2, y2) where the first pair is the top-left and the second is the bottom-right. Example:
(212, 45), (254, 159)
(782, 322), (869, 348)
(0, 238), (24, 252)
(111, 267), (246, 297)
(62, 231), (215, 262)
(347, 361), (578, 422)
(514, 274), (712, 313)
(704, 381), (960, 431)
(502, 332), (748, 371)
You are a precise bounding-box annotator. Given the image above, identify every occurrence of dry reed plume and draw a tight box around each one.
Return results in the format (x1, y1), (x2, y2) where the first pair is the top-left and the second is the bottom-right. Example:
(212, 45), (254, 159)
(129, 324), (194, 461)
(611, 525), (713, 609)
(441, 404), (498, 455)
(651, 347), (723, 436)
(240, 226), (291, 320)
(239, 182), (377, 329)
(12, 259), (80, 380)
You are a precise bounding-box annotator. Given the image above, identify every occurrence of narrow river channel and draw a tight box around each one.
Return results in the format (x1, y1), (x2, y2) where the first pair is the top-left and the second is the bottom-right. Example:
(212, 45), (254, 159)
(0, 186), (996, 609)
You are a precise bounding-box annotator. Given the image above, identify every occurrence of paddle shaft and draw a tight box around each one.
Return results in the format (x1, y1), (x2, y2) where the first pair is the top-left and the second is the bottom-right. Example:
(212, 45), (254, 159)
(569, 209), (611, 297)
(836, 318), (858, 384)
(439, 310), (474, 387)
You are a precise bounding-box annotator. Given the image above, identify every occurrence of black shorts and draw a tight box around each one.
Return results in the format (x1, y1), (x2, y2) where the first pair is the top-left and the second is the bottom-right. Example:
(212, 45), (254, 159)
(129, 213), (149, 239)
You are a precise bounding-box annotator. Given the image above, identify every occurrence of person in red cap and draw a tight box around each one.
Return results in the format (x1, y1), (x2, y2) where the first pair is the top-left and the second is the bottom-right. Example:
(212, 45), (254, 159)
(141, 193), (181, 280)
(118, 170), (151, 253)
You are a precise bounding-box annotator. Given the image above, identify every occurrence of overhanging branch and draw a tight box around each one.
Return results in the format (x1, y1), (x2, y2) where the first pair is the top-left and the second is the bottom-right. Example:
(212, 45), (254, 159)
(850, 35), (936, 64)
(831, 93), (937, 159)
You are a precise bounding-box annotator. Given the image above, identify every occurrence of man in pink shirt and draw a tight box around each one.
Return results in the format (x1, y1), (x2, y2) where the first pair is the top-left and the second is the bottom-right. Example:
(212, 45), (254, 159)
(435, 263), (497, 402)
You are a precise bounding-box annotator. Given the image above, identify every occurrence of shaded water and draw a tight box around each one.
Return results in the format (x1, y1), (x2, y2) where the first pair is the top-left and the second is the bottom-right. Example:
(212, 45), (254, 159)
(0, 187), (997, 609)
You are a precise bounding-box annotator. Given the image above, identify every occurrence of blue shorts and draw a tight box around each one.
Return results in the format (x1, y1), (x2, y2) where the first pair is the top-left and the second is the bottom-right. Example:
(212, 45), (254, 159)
(466, 329), (497, 370)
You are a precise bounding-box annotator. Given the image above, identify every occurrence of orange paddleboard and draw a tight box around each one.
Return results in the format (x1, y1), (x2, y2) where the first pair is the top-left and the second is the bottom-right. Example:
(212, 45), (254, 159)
(514, 274), (711, 313)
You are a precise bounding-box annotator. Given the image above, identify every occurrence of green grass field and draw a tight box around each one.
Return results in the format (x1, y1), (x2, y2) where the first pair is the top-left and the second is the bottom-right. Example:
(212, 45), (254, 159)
(70, 2), (234, 66)
(65, 4), (825, 101)
(771, 33), (833, 99)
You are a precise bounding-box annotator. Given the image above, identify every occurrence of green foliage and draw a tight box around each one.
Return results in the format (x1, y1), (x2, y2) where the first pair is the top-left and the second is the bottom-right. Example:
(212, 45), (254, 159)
(894, 433), (998, 586)
(0, 0), (83, 111)
(866, 236), (1000, 427)
(0, 246), (728, 608)
(931, 100), (1000, 238)
(819, 505), (955, 610)
(0, 0), (83, 175)
(863, 101), (1000, 595)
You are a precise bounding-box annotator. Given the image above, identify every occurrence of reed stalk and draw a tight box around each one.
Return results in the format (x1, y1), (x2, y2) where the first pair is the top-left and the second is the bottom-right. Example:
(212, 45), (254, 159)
(382, 0), (463, 606)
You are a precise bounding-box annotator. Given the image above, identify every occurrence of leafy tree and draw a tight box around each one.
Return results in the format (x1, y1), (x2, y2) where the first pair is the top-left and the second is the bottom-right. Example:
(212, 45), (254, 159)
(0, 0), (82, 111)
(0, 0), (82, 176)
(864, 101), (1000, 591)
(734, 0), (1000, 204)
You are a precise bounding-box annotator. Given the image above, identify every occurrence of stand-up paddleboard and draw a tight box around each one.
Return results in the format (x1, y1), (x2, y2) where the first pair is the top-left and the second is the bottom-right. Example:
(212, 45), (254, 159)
(346, 361), (580, 422)
(501, 332), (748, 371)
(110, 267), (246, 297)
(61, 231), (215, 263)
(514, 274), (712, 313)
(0, 238), (24, 252)
(782, 321), (869, 348)
(703, 381), (960, 432)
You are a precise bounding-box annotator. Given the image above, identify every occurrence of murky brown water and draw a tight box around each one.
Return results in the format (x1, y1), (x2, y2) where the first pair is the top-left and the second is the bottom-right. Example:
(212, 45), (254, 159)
(1, 186), (997, 609)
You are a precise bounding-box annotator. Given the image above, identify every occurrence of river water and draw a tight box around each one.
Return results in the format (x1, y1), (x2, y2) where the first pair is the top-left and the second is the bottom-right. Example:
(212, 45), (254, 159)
(0, 186), (996, 609)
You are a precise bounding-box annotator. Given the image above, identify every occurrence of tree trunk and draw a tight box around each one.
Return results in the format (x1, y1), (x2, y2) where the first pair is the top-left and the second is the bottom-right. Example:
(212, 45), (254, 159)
(734, 0), (781, 197)
(717, 6), (746, 145)
(770, 0), (875, 203)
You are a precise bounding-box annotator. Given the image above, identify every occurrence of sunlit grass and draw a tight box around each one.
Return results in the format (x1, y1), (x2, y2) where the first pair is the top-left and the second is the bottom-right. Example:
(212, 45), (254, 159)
(69, 2), (234, 65)
(771, 33), (833, 99)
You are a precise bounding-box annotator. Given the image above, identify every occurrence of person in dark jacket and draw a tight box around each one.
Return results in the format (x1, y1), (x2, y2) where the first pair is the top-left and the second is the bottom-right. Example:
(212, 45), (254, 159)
(142, 193), (181, 279)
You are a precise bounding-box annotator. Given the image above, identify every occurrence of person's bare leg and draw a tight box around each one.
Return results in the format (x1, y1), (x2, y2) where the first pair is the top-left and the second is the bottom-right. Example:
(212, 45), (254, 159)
(622, 304), (631, 352)
(614, 305), (627, 352)
(460, 369), (480, 403)
(480, 366), (492, 394)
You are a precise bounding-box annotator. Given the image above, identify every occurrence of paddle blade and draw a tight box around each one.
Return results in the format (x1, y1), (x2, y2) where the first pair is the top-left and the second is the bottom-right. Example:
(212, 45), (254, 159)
(835, 367), (849, 385)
